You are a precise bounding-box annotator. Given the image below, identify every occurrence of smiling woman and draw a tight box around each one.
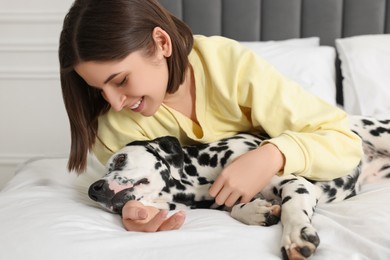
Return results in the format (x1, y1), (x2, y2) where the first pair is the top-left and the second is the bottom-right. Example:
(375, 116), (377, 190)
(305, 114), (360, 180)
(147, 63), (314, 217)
(59, 0), (193, 173)
(59, 0), (362, 237)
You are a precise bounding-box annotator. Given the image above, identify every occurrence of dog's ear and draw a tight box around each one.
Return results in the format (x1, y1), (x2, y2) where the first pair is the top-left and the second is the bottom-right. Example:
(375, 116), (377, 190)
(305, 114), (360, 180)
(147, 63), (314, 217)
(125, 136), (184, 179)
(147, 136), (184, 180)
(154, 136), (183, 166)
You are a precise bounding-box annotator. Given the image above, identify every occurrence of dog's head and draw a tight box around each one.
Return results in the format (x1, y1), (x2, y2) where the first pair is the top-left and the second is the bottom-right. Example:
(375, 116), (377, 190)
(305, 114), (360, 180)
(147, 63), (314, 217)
(88, 136), (184, 214)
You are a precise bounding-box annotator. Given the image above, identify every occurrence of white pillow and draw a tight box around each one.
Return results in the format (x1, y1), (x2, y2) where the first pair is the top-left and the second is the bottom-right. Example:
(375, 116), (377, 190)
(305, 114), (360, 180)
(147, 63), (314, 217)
(240, 37), (320, 48)
(336, 34), (390, 118)
(240, 39), (337, 105)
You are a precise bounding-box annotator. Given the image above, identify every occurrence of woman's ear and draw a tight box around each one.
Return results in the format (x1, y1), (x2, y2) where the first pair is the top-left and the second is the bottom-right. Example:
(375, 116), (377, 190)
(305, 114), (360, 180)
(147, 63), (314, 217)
(152, 27), (172, 58)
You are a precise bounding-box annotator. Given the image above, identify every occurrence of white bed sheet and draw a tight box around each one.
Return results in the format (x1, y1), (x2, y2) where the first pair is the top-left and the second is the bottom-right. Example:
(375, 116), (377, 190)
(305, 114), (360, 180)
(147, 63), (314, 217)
(0, 157), (389, 260)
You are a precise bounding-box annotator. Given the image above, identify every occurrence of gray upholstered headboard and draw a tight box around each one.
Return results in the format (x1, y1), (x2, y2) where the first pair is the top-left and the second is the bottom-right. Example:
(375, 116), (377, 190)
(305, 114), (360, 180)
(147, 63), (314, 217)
(159, 0), (390, 105)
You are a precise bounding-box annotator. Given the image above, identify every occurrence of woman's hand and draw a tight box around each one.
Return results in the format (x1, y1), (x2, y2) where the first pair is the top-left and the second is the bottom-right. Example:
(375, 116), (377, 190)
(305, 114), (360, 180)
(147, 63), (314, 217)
(122, 200), (186, 232)
(209, 143), (285, 207)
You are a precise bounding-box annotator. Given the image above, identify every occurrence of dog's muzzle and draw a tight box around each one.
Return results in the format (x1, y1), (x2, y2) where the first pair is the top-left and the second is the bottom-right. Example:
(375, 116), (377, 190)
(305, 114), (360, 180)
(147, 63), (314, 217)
(89, 180), (137, 214)
(88, 180), (117, 210)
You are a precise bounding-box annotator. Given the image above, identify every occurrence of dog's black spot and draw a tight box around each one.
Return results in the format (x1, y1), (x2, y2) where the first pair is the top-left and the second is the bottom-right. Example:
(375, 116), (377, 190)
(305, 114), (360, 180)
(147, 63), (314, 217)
(326, 197), (336, 203)
(172, 192), (216, 209)
(380, 164), (390, 172)
(244, 141), (258, 149)
(175, 181), (186, 191)
(280, 178), (298, 186)
(345, 190), (357, 200)
(210, 145), (229, 153)
(198, 153), (211, 166)
(209, 154), (218, 167)
(296, 187), (309, 194)
(281, 247), (289, 260)
(282, 196), (292, 204)
(217, 139), (229, 145)
(362, 119), (374, 126)
(172, 193), (194, 206)
(160, 169), (171, 184)
(333, 178), (344, 187)
(154, 161), (162, 170)
(220, 150), (234, 167)
(197, 177), (210, 185)
(328, 188), (337, 197)
(343, 173), (359, 191)
(183, 153), (192, 164)
(134, 178), (149, 186)
(169, 203), (176, 210)
(181, 179), (193, 186)
(185, 164), (198, 176)
(370, 127), (390, 137)
(278, 187), (283, 198)
(186, 146), (199, 158)
(194, 200), (218, 209)
(379, 119), (390, 124)
(272, 187), (279, 197)
(162, 185), (170, 193)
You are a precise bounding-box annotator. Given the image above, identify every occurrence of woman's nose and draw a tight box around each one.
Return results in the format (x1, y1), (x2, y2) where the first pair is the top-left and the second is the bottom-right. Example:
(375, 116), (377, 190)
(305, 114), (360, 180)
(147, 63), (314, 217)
(102, 89), (126, 112)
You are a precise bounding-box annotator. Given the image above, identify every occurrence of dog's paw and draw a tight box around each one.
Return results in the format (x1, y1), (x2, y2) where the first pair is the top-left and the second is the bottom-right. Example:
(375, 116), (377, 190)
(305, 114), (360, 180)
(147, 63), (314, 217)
(281, 224), (320, 260)
(230, 198), (281, 226)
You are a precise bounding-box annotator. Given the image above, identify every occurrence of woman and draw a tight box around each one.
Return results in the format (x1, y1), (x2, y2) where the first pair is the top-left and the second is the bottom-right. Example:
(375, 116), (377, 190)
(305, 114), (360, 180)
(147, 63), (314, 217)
(59, 0), (362, 232)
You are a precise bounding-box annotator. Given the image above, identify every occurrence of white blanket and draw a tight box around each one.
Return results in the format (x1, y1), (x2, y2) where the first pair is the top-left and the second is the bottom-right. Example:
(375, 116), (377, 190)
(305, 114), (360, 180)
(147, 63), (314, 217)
(0, 157), (389, 260)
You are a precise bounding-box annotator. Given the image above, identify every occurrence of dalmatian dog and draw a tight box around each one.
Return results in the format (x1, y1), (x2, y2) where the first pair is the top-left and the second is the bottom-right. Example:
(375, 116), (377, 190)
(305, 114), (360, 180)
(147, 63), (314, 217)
(88, 116), (390, 260)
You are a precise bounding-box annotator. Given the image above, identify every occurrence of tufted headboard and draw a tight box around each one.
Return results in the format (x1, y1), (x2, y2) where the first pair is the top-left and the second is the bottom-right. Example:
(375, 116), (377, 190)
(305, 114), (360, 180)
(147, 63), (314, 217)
(159, 0), (390, 105)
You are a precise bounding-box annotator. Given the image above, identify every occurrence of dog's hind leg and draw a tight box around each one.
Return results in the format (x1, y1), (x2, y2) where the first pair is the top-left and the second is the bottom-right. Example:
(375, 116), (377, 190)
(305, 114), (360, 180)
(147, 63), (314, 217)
(268, 176), (321, 260)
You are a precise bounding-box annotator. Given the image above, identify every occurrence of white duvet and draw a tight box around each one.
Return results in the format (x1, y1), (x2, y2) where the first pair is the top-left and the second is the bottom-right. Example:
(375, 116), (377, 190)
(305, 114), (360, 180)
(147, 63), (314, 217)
(0, 157), (389, 260)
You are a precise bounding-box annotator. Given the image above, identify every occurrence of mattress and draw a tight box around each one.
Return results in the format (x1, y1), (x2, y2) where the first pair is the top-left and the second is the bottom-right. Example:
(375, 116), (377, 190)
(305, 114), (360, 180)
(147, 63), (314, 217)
(0, 156), (389, 260)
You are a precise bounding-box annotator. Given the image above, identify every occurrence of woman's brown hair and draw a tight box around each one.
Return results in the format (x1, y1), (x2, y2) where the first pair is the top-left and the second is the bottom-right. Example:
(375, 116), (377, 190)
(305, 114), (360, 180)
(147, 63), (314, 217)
(59, 0), (193, 173)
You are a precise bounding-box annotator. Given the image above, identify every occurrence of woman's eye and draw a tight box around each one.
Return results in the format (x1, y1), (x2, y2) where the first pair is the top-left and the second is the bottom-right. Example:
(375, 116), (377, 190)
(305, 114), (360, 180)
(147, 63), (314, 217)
(117, 76), (128, 87)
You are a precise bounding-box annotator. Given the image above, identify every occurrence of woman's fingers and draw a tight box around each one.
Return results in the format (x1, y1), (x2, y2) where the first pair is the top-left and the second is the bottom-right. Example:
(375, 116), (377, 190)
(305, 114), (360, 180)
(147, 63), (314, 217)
(158, 211), (186, 231)
(208, 175), (224, 198)
(122, 210), (168, 232)
(121, 200), (186, 232)
(224, 192), (241, 208)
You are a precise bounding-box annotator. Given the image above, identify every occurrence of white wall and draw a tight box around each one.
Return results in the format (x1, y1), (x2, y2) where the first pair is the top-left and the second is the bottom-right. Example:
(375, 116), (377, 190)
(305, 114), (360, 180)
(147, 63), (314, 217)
(0, 0), (75, 187)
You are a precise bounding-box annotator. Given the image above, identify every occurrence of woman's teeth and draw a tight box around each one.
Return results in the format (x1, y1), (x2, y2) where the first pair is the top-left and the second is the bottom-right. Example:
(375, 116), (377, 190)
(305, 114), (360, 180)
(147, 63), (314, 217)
(130, 98), (142, 110)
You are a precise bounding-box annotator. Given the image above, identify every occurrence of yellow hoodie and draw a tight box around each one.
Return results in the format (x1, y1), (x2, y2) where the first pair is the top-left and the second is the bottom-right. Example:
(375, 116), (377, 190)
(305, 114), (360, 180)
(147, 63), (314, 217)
(94, 35), (362, 181)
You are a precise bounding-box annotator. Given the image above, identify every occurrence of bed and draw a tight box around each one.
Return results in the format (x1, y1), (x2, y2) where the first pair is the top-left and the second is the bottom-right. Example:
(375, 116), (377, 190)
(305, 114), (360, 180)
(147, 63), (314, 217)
(1, 0), (390, 259)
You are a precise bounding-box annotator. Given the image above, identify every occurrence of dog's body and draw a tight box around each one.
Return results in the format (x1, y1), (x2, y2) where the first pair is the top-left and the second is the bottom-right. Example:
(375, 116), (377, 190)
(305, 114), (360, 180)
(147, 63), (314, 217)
(89, 116), (390, 260)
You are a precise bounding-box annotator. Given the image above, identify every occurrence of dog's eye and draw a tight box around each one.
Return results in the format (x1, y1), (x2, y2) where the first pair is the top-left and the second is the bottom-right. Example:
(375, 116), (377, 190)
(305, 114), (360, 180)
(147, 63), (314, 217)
(113, 153), (127, 170)
(116, 154), (125, 164)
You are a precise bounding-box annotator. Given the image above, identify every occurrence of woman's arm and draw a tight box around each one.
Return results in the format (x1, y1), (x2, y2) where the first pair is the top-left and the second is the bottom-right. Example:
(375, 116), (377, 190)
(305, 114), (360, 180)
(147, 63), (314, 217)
(209, 143), (285, 206)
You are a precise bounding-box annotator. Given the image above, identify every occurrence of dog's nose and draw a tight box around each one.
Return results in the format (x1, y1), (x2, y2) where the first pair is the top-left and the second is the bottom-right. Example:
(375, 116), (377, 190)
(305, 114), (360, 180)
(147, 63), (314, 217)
(88, 180), (112, 202)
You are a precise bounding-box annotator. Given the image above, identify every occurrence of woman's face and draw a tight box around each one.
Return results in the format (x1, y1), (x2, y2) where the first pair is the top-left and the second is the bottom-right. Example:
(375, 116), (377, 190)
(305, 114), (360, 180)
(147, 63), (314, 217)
(75, 50), (169, 116)
(74, 27), (172, 116)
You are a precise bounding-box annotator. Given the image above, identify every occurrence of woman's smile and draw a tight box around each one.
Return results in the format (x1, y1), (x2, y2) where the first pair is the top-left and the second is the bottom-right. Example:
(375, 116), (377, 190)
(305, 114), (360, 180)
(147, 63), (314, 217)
(129, 97), (144, 112)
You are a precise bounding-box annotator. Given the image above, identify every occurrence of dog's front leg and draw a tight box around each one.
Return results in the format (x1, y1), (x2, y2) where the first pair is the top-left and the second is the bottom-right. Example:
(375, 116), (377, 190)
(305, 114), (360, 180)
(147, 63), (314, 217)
(230, 197), (281, 226)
